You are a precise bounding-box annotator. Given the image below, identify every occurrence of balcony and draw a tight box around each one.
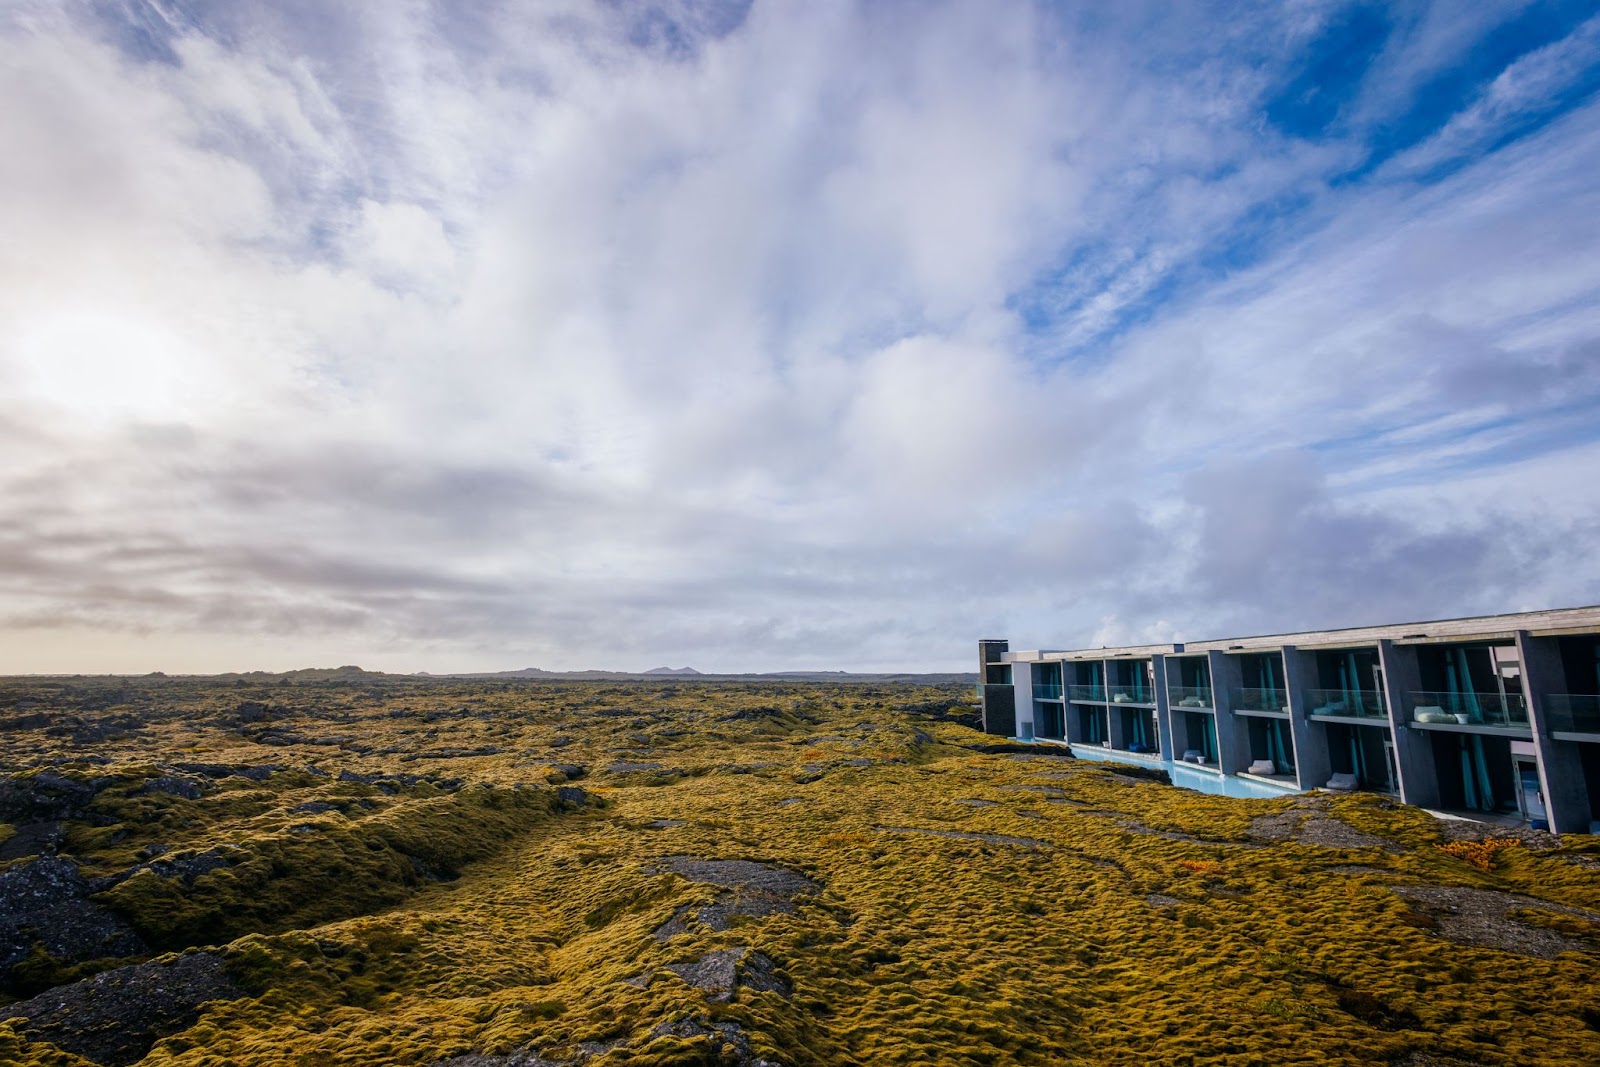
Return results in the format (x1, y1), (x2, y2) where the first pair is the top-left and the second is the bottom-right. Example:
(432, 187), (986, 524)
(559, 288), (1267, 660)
(1068, 684), (1107, 703)
(1107, 685), (1156, 706)
(1033, 682), (1064, 700)
(1168, 686), (1213, 709)
(1545, 694), (1600, 737)
(1233, 687), (1288, 713)
(1408, 691), (1528, 730)
(1305, 689), (1387, 720)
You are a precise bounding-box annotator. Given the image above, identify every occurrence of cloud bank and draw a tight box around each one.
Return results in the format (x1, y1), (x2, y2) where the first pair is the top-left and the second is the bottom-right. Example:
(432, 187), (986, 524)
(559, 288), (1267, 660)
(2, 1), (1599, 672)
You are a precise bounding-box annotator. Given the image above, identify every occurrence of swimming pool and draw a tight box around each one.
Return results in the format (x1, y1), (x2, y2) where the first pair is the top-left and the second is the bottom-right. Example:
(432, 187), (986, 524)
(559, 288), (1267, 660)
(1053, 741), (1302, 799)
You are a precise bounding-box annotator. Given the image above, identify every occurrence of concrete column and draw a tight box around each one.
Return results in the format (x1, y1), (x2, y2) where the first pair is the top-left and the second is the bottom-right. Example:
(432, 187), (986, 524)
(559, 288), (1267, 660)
(1208, 651), (1247, 774)
(1152, 656), (1175, 758)
(980, 685), (1016, 737)
(978, 640), (1014, 737)
(1516, 630), (1592, 834)
(1377, 640), (1441, 809)
(1013, 662), (1035, 739)
(1282, 646), (1329, 790)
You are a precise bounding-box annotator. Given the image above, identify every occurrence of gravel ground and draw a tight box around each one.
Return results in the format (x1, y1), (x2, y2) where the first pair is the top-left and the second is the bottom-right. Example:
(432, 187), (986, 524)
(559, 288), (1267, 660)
(1390, 885), (1600, 959)
(653, 857), (821, 941)
(1248, 796), (1401, 851)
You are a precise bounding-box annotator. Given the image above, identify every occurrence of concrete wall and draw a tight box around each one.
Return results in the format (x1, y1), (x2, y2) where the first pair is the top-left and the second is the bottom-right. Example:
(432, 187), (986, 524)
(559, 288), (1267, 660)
(1013, 664), (1035, 738)
(1517, 630), (1593, 834)
(979, 640), (1013, 736)
(1282, 646), (1331, 789)
(980, 684), (1015, 737)
(1151, 656), (1174, 757)
(1378, 640), (1441, 809)
(1208, 650), (1248, 774)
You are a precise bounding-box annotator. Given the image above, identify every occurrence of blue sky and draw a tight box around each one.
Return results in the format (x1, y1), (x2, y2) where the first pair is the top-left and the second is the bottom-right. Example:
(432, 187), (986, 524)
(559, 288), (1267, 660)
(1, 1), (1599, 672)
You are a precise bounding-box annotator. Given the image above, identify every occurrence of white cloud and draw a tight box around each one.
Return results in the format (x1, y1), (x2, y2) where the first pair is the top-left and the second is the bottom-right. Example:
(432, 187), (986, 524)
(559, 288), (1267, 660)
(0, 2), (1597, 672)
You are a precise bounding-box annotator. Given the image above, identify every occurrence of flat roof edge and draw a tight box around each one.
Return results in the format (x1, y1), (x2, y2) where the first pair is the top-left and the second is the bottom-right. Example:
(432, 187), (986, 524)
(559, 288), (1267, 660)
(1005, 603), (1600, 660)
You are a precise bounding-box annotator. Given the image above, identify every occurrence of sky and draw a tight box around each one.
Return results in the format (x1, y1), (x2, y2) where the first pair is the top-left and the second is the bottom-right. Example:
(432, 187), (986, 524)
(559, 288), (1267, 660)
(2, 0), (1600, 674)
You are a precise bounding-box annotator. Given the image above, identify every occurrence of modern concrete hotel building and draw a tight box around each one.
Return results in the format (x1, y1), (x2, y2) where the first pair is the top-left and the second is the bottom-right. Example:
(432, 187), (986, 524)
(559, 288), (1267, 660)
(978, 606), (1600, 834)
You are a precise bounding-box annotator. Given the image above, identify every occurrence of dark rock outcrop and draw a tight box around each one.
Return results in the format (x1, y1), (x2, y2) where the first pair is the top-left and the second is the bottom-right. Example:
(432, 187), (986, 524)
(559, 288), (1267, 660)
(653, 857), (820, 940)
(0, 857), (147, 989)
(0, 820), (65, 860)
(664, 947), (790, 1002)
(0, 771), (100, 823)
(4, 951), (243, 1066)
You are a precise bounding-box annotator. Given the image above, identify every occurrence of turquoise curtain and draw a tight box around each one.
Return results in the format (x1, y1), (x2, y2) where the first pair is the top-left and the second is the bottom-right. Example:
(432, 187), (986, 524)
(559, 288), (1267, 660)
(1268, 719), (1292, 771)
(1456, 735), (1493, 810)
(1203, 717), (1218, 760)
(1458, 650), (1482, 720)
(1348, 731), (1367, 783)
(1336, 653), (1368, 712)
(1265, 657), (1281, 708)
(1445, 649), (1484, 721)
(1086, 710), (1104, 744)
(1471, 734), (1493, 809)
(1130, 711), (1149, 746)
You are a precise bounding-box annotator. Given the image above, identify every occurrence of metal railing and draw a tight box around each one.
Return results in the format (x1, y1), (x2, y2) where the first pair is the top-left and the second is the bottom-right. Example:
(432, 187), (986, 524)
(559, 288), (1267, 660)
(1168, 685), (1213, 709)
(1540, 694), (1600, 735)
(1233, 687), (1288, 713)
(1408, 691), (1528, 729)
(1304, 689), (1387, 719)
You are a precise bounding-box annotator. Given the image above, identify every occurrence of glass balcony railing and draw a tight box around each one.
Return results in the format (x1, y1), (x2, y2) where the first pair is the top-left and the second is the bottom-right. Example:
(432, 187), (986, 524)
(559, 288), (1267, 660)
(1305, 689), (1387, 719)
(1408, 691), (1528, 729)
(1168, 685), (1213, 709)
(1032, 682), (1064, 700)
(1107, 685), (1156, 705)
(1067, 684), (1107, 703)
(1233, 687), (1289, 713)
(1541, 694), (1600, 735)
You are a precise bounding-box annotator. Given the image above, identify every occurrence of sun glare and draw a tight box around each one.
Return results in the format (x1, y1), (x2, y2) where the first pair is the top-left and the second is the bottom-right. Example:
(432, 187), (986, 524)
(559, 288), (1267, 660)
(12, 309), (205, 423)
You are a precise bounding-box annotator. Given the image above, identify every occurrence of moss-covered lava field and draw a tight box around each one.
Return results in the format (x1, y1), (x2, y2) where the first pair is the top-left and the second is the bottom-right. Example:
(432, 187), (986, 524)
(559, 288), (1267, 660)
(2, 675), (1599, 1066)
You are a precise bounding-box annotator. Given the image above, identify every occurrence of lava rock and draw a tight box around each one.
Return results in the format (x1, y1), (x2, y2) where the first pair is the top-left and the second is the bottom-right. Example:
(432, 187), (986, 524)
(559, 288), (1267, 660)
(5, 951), (243, 1066)
(0, 857), (147, 988)
(134, 776), (209, 801)
(0, 820), (65, 860)
(0, 771), (100, 823)
(665, 947), (791, 1002)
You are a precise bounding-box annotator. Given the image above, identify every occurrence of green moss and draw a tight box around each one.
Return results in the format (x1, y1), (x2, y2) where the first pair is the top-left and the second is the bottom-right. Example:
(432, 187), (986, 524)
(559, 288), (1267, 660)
(98, 785), (571, 951)
(0, 1023), (100, 1067)
(4, 679), (1598, 1066)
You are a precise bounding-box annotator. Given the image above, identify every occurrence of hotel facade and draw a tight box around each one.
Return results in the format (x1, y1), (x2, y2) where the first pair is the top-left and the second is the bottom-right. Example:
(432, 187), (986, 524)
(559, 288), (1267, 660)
(978, 606), (1600, 834)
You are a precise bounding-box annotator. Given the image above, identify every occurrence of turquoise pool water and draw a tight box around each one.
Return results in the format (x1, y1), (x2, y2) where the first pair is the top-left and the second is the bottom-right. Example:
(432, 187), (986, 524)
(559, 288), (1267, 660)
(1059, 742), (1301, 799)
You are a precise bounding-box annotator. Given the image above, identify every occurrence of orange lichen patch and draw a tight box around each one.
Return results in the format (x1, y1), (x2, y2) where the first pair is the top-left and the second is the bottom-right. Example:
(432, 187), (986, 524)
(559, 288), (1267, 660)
(1435, 837), (1522, 872)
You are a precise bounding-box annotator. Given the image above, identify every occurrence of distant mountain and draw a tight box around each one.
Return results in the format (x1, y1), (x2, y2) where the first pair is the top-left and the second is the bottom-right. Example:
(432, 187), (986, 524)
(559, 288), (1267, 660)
(438, 667), (976, 683)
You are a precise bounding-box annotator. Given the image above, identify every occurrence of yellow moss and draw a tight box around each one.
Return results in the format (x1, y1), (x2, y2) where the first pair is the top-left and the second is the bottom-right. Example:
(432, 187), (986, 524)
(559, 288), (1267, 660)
(0, 1023), (100, 1067)
(2, 678), (1598, 1066)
